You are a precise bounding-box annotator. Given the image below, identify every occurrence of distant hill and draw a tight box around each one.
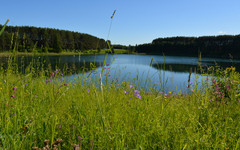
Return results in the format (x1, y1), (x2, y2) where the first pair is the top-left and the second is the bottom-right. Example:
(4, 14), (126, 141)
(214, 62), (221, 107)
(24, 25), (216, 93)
(135, 35), (240, 58)
(0, 25), (108, 53)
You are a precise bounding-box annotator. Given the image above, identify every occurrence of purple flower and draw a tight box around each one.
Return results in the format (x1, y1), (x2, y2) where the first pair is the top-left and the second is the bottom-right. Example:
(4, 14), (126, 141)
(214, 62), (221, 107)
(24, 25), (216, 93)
(137, 94), (141, 99)
(190, 82), (193, 85)
(134, 90), (139, 95)
(124, 91), (128, 95)
(164, 94), (167, 97)
(11, 95), (15, 98)
(4, 80), (6, 83)
(130, 85), (133, 89)
(212, 79), (216, 84)
(13, 87), (17, 90)
(216, 87), (221, 91)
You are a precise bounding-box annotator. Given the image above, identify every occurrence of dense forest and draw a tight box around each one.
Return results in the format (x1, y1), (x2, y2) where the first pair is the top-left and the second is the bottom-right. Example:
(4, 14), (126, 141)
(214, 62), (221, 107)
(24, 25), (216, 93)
(136, 35), (240, 58)
(0, 25), (108, 53)
(1, 24), (240, 58)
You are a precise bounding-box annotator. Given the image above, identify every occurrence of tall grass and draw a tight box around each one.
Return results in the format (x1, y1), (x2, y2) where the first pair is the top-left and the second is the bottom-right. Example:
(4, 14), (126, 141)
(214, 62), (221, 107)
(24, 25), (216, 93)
(0, 56), (240, 149)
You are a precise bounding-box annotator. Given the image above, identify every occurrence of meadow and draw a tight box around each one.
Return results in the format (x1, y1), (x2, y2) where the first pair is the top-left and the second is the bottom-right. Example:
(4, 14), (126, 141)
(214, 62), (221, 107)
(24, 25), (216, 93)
(0, 56), (240, 150)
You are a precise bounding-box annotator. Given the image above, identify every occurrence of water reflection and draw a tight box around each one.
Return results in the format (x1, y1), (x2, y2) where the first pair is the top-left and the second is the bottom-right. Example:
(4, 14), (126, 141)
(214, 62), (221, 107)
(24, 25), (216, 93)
(1, 54), (239, 92)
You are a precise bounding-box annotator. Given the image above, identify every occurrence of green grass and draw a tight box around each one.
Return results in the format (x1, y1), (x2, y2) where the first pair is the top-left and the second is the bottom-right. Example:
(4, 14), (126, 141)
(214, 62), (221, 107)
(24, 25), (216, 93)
(0, 49), (133, 57)
(0, 57), (240, 149)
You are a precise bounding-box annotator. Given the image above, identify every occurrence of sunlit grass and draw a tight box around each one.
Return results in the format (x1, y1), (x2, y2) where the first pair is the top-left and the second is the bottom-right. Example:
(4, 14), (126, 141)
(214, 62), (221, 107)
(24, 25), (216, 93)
(0, 57), (240, 149)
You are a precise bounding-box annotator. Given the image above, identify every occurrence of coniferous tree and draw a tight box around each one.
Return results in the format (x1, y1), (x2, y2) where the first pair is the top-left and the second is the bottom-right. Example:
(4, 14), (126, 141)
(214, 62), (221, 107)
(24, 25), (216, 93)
(53, 33), (62, 53)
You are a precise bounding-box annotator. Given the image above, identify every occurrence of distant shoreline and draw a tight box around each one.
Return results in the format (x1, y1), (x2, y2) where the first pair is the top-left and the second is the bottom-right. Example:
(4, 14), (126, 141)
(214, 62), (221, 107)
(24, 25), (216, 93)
(0, 49), (135, 57)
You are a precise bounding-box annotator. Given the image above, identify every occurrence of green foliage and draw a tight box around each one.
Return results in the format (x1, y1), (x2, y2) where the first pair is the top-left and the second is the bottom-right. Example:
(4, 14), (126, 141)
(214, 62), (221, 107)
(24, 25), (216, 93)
(53, 33), (62, 53)
(0, 25), (108, 53)
(136, 35), (240, 58)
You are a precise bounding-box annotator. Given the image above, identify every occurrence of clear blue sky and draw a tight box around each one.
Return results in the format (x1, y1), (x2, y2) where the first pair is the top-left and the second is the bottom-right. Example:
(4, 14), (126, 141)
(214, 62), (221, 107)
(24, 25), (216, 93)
(0, 0), (240, 45)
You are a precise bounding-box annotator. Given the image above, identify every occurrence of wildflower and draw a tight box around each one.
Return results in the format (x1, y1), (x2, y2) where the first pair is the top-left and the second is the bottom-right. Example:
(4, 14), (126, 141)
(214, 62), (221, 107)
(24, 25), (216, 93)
(13, 87), (17, 90)
(134, 90), (139, 95)
(78, 136), (83, 140)
(233, 80), (239, 84)
(109, 75), (111, 77)
(108, 67), (110, 69)
(106, 63), (110, 66)
(130, 85), (133, 89)
(190, 82), (193, 84)
(0, 87), (2, 90)
(11, 95), (15, 98)
(137, 94), (141, 99)
(164, 94), (167, 97)
(50, 72), (55, 78)
(212, 79), (216, 84)
(235, 94), (240, 97)
(58, 125), (62, 129)
(191, 89), (194, 92)
(142, 114), (144, 117)
(4, 80), (6, 83)
(169, 91), (172, 94)
(124, 91), (128, 95)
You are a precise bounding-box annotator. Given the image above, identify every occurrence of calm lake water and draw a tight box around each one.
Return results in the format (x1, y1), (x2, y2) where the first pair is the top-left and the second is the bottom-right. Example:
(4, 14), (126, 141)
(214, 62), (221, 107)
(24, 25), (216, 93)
(1, 54), (240, 92)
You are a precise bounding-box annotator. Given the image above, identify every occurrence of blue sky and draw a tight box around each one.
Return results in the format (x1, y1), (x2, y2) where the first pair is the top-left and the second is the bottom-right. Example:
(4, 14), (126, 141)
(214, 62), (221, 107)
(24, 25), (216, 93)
(0, 0), (240, 45)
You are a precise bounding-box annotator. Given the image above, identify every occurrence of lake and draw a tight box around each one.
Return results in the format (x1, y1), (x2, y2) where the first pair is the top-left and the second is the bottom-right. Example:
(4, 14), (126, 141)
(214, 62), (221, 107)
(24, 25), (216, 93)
(1, 54), (240, 93)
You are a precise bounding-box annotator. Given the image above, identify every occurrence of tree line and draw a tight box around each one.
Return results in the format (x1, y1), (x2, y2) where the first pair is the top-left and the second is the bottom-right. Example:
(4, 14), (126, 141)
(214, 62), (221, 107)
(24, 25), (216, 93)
(0, 25), (108, 53)
(135, 35), (240, 58)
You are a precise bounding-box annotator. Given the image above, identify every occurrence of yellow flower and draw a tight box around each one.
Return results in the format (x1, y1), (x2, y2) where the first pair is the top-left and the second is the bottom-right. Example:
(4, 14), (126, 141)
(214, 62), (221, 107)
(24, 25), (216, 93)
(231, 66), (236, 71)
(0, 87), (2, 90)
(235, 94), (240, 97)
(233, 80), (239, 84)
(169, 91), (172, 94)
(142, 114), (144, 117)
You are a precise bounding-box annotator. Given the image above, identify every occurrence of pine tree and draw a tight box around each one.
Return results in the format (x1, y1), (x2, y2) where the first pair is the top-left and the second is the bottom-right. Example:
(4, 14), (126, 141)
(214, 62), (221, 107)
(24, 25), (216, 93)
(53, 33), (62, 53)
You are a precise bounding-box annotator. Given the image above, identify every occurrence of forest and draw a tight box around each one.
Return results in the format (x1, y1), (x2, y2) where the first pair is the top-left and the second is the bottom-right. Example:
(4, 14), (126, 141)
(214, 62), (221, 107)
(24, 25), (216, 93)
(0, 25), (108, 53)
(1, 24), (240, 58)
(135, 35), (240, 58)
